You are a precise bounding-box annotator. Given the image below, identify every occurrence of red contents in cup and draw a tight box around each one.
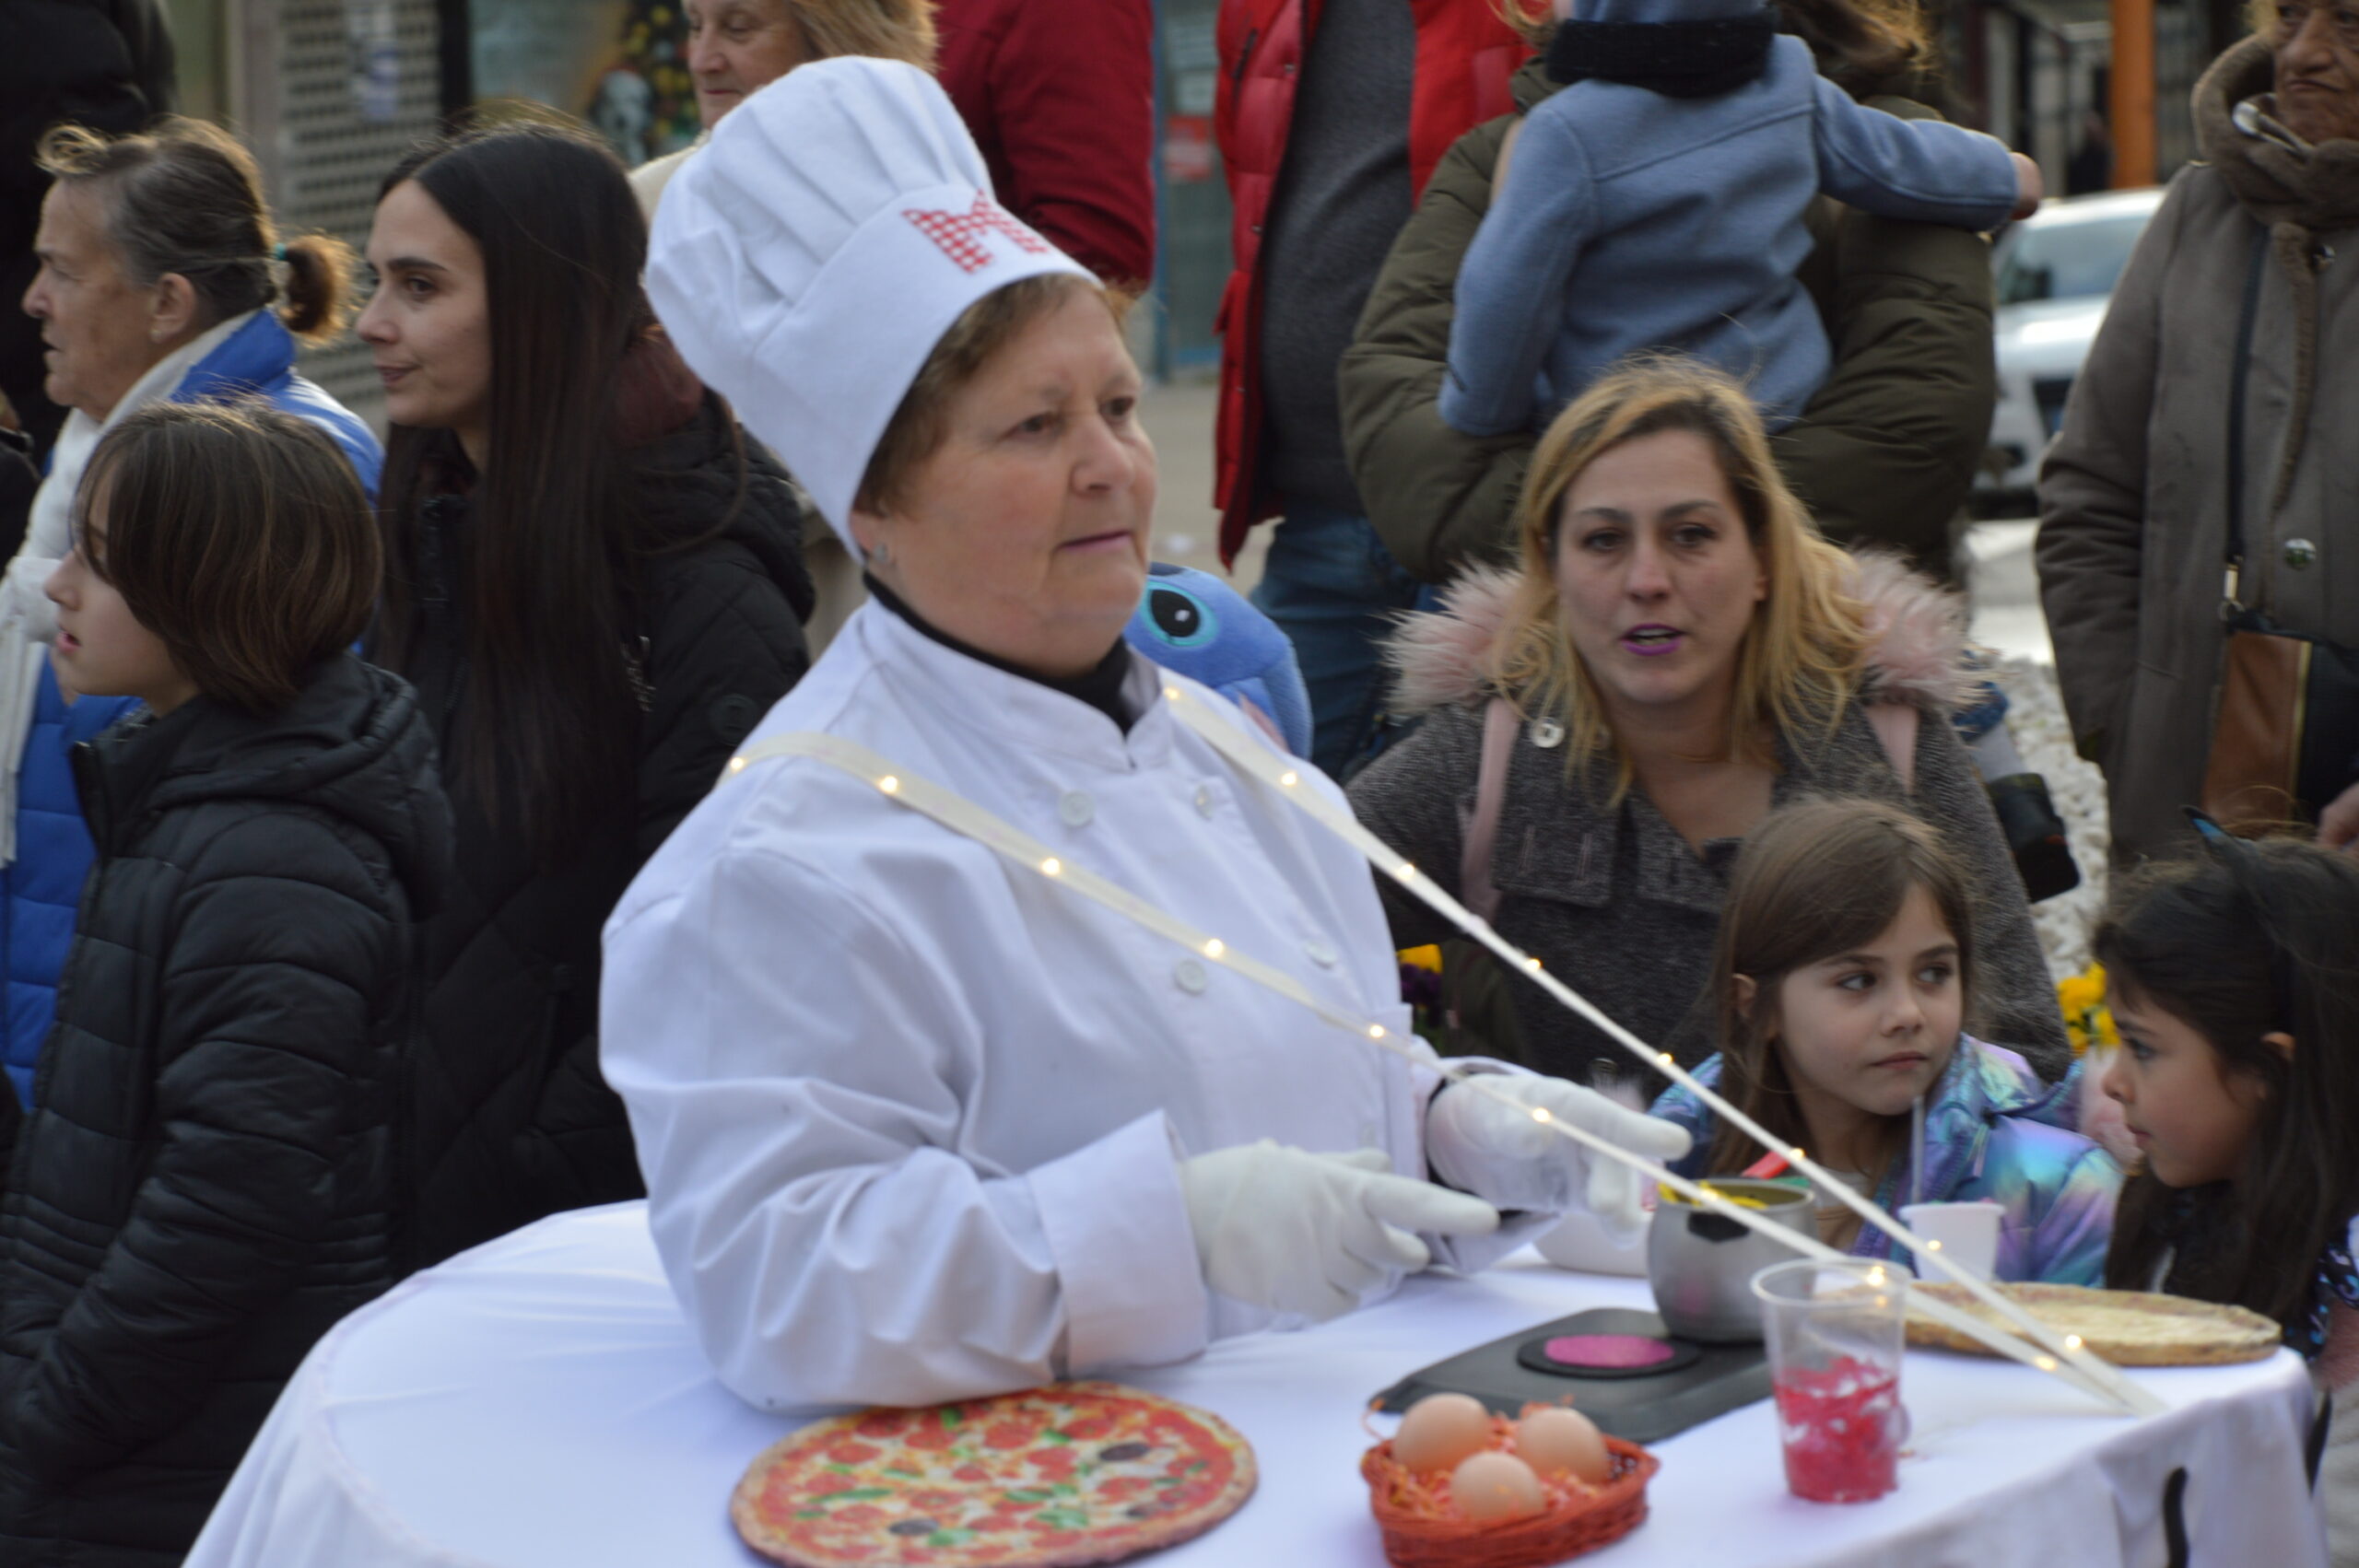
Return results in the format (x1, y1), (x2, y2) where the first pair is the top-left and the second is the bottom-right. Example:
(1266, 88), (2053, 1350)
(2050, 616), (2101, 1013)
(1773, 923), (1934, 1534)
(1770, 1356), (1903, 1503)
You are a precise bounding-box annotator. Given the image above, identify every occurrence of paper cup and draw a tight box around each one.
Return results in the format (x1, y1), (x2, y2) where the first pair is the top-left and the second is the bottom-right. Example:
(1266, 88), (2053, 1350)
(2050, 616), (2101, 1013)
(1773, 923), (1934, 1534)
(1898, 1200), (2002, 1282)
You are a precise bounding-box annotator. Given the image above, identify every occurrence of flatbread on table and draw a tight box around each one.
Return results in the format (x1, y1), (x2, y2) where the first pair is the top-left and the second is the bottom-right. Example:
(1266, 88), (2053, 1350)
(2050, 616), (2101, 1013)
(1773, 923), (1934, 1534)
(1906, 1282), (2282, 1366)
(731, 1381), (1257, 1568)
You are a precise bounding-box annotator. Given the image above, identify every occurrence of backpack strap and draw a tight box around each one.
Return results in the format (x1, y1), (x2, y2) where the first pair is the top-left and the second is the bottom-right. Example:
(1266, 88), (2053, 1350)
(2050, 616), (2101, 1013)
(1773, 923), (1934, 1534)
(1461, 697), (1520, 923)
(1867, 701), (1919, 795)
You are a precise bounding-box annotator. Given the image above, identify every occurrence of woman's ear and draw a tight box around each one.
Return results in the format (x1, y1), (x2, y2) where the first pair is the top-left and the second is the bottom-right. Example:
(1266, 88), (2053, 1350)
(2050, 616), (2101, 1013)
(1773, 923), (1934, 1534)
(2262, 1030), (2295, 1062)
(149, 272), (200, 345)
(1733, 973), (1757, 1020)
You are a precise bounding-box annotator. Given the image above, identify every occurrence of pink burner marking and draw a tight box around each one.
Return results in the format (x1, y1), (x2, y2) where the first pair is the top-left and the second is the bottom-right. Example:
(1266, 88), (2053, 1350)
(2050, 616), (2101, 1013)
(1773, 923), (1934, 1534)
(1543, 1333), (1678, 1369)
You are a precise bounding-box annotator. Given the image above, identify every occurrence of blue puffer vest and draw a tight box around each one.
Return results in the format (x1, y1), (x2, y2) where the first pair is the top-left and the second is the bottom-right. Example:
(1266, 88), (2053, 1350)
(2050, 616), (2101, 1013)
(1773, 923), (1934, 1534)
(1, 312), (381, 1105)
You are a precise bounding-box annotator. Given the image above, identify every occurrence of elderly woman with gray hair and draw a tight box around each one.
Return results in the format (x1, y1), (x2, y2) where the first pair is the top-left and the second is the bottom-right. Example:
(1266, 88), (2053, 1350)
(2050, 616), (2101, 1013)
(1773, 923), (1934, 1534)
(2037, 7), (2359, 865)
(599, 58), (1689, 1415)
(3, 116), (377, 1107)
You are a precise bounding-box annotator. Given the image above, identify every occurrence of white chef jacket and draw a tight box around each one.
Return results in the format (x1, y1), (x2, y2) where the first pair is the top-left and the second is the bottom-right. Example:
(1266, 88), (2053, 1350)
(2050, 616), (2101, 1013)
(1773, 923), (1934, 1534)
(601, 602), (1525, 1413)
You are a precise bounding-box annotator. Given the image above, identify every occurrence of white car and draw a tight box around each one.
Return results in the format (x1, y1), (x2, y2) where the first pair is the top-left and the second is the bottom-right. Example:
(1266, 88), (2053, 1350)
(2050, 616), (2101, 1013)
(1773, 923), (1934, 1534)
(1978, 187), (2165, 509)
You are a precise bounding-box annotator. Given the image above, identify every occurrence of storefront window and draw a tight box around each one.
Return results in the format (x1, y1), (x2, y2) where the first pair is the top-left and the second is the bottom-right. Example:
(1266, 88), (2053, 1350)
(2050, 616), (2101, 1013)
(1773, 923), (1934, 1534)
(471, 0), (698, 164)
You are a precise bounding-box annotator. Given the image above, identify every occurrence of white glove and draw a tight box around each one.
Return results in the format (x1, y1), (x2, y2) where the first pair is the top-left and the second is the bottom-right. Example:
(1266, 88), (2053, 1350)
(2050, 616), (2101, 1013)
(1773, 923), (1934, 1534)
(1178, 1141), (1500, 1322)
(1425, 1073), (1692, 1238)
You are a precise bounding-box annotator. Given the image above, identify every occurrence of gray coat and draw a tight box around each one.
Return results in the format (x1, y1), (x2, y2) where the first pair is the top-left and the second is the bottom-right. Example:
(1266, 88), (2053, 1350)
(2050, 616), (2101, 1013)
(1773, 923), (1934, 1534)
(1347, 563), (2070, 1091)
(2037, 37), (2359, 864)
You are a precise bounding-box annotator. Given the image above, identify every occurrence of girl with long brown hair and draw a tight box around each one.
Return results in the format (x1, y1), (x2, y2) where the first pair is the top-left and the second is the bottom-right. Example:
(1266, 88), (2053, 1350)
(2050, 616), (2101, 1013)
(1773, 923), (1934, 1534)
(357, 123), (815, 1268)
(1649, 798), (2118, 1281)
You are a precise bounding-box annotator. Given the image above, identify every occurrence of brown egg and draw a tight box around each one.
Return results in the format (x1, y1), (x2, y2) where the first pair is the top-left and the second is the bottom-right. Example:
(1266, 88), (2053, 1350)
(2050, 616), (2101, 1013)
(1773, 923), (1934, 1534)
(1451, 1450), (1546, 1522)
(1391, 1393), (1493, 1474)
(1516, 1406), (1612, 1485)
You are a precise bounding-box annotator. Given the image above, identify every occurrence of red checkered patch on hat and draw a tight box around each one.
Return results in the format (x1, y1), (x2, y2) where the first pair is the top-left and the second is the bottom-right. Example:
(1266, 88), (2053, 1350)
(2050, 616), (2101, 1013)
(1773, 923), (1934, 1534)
(902, 193), (1052, 274)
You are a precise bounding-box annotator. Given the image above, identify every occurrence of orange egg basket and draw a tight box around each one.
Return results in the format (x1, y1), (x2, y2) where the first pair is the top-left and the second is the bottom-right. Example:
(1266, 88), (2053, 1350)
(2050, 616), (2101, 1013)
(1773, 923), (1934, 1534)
(1360, 1414), (1659, 1568)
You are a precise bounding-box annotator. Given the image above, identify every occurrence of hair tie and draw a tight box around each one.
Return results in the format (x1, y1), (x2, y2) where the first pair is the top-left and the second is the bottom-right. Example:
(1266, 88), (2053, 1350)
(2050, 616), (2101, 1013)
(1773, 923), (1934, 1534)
(271, 242), (288, 263)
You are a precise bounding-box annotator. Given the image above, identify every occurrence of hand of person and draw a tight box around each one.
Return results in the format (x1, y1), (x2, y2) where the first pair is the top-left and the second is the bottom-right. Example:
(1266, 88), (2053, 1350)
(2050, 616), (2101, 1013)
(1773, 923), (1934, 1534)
(1424, 1073), (1693, 1239)
(2321, 778), (2359, 851)
(2009, 152), (2046, 221)
(1177, 1141), (1499, 1321)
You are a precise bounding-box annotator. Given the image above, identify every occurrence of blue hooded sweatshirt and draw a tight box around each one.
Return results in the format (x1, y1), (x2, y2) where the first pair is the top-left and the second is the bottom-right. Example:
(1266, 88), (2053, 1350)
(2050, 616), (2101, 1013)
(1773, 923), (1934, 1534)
(1650, 1037), (2122, 1286)
(1440, 0), (2021, 435)
(1, 311), (381, 1106)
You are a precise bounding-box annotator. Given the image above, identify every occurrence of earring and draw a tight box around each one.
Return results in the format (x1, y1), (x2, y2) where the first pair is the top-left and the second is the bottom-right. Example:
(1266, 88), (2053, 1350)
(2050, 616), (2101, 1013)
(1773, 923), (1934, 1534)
(871, 538), (894, 568)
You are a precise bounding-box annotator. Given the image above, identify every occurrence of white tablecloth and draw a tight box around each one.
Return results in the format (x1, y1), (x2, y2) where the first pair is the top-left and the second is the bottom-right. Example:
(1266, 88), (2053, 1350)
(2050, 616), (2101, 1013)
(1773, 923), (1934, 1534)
(186, 1203), (2328, 1568)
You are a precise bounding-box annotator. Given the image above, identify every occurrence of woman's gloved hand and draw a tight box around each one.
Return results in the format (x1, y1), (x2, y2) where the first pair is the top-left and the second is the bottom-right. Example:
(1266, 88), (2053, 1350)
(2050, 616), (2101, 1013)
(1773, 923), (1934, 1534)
(1178, 1141), (1500, 1321)
(1424, 1073), (1692, 1238)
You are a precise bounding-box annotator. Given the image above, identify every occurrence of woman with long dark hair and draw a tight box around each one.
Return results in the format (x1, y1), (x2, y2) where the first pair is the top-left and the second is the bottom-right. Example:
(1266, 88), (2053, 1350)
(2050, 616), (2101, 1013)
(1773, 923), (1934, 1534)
(357, 123), (814, 1267)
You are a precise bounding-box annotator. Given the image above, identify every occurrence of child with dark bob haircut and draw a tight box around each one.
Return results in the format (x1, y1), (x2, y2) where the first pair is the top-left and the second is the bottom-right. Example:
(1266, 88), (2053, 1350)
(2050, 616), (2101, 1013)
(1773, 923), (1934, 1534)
(0, 403), (452, 1565)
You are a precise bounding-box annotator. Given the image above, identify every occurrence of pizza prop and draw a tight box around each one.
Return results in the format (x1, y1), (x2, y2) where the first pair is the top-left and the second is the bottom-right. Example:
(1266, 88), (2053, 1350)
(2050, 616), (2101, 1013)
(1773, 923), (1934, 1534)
(732, 1382), (1256, 1567)
(1906, 1283), (2281, 1366)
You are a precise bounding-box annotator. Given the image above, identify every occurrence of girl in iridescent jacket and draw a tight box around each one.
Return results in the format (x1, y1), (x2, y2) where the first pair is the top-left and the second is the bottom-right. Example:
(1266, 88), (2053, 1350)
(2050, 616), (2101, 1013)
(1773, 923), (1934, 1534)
(1651, 798), (2118, 1284)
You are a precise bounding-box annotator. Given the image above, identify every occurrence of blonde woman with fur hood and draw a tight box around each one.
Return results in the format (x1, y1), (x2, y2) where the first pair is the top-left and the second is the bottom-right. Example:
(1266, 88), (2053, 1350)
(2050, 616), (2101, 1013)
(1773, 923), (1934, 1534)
(1348, 357), (2068, 1089)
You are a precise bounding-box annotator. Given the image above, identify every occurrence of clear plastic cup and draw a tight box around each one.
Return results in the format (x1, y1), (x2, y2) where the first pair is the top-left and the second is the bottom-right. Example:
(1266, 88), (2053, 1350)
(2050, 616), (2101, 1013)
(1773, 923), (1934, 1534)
(1750, 1259), (1910, 1503)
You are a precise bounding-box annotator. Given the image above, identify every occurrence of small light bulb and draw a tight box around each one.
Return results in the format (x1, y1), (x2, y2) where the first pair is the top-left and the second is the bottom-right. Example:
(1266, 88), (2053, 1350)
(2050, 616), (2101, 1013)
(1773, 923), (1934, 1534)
(2064, 1335), (2083, 1352)
(1525, 956), (1543, 971)
(1867, 1267), (1887, 1287)
(1926, 1239), (1943, 1252)
(1279, 770), (1299, 787)
(1203, 938), (1225, 958)
(1164, 685), (1181, 701)
(1657, 1052), (1674, 1066)
(877, 775), (900, 794)
(2035, 1355), (2058, 1373)
(1367, 1024), (1387, 1039)
(727, 757), (747, 774)
(1790, 1147), (1807, 1162)
(1397, 862), (1417, 879)
(1040, 858), (1062, 877)
(1531, 1106), (1554, 1124)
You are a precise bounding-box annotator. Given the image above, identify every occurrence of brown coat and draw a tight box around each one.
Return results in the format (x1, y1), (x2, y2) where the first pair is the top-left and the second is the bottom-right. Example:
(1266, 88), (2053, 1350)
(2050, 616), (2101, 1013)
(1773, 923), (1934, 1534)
(2037, 37), (2359, 863)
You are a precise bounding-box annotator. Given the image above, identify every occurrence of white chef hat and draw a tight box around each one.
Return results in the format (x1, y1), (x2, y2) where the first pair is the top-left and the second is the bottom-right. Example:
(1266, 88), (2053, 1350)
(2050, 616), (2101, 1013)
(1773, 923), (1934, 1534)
(647, 58), (1093, 550)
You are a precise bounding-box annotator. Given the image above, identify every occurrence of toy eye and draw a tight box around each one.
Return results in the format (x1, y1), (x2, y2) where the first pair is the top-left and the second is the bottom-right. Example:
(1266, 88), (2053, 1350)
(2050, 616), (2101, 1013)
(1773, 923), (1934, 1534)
(1147, 585), (1217, 649)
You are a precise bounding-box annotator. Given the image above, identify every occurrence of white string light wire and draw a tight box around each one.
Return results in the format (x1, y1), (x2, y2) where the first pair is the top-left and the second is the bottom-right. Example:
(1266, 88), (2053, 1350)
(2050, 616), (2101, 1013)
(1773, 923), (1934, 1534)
(1154, 686), (2162, 1417)
(726, 728), (2154, 1413)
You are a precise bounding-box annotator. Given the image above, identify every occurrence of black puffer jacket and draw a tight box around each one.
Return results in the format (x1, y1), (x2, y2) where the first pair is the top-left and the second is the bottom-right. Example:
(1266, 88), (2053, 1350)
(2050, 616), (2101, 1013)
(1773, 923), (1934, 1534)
(396, 389), (813, 1268)
(0, 655), (450, 1568)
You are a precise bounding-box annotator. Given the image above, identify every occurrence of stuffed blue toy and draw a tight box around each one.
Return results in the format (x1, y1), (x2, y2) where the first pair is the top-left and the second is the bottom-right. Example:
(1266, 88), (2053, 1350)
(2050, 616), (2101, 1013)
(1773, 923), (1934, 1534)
(1124, 562), (1313, 759)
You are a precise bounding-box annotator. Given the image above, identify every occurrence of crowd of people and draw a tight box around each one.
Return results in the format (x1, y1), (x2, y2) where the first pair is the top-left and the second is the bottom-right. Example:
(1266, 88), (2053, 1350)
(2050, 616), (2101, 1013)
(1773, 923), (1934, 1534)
(0, 0), (2352, 1563)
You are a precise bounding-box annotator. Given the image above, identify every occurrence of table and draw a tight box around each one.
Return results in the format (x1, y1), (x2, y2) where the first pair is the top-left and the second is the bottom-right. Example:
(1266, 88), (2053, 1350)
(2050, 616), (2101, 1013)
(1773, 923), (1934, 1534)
(186, 1203), (2329, 1568)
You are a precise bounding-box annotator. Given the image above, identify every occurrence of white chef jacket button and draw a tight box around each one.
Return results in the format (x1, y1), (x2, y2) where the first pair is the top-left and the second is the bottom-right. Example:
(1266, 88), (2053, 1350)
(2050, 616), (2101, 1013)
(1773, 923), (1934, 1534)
(1174, 959), (1209, 994)
(1058, 790), (1094, 827)
(1304, 939), (1339, 966)
(1193, 785), (1215, 818)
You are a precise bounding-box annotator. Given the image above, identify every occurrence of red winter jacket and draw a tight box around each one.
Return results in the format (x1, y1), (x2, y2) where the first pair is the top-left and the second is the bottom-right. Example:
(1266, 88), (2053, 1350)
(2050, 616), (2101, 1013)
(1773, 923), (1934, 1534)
(937, 0), (1157, 287)
(1213, 0), (1528, 562)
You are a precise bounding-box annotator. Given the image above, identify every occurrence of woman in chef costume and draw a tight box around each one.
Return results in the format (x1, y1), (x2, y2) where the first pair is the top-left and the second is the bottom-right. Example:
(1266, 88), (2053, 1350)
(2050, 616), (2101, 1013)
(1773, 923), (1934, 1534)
(601, 58), (1689, 1414)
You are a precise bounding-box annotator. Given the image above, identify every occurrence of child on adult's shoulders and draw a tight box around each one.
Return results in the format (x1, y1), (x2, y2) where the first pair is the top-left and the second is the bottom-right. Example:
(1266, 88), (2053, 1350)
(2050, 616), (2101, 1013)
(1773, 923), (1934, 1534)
(1441, 0), (2042, 439)
(1649, 798), (2119, 1285)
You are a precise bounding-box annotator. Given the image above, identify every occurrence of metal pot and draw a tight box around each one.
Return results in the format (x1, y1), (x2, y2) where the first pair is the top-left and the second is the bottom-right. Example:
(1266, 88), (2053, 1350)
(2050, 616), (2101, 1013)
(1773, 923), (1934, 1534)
(1646, 1178), (1815, 1343)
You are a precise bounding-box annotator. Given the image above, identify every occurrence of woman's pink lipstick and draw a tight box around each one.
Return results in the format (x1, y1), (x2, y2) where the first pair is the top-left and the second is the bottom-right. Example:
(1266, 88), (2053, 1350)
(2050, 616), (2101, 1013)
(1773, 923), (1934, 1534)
(1619, 624), (1684, 657)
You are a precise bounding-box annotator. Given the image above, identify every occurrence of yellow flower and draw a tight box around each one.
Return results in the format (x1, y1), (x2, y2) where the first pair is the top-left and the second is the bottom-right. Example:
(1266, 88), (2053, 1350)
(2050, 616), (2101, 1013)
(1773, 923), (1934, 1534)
(1399, 945), (1443, 974)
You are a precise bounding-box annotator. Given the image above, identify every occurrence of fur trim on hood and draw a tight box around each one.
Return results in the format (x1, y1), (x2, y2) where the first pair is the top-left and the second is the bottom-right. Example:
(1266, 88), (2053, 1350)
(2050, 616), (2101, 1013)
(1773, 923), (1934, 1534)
(1384, 548), (1977, 716)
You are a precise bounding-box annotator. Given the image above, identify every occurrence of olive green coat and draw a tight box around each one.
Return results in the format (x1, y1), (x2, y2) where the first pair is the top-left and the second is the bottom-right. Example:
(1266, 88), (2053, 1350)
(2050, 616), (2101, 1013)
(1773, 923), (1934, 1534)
(1338, 57), (1999, 583)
